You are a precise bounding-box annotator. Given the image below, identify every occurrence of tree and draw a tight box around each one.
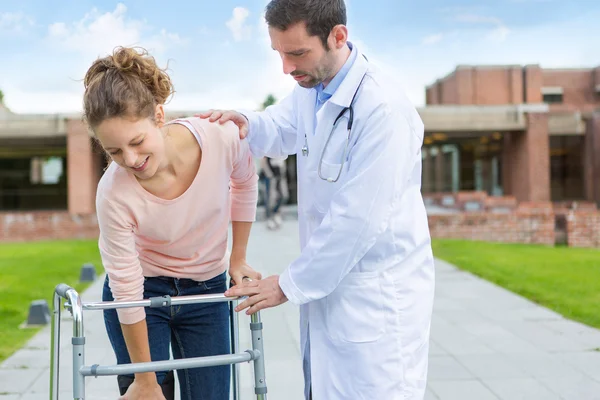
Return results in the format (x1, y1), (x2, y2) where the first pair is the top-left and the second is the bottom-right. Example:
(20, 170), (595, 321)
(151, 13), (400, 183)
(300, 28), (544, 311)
(261, 94), (277, 110)
(0, 89), (4, 105)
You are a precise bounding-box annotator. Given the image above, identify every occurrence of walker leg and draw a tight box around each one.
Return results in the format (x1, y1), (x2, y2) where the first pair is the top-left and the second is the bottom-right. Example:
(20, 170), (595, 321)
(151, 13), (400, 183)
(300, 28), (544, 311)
(50, 293), (61, 400)
(230, 299), (241, 400)
(250, 312), (267, 400)
(68, 289), (85, 399)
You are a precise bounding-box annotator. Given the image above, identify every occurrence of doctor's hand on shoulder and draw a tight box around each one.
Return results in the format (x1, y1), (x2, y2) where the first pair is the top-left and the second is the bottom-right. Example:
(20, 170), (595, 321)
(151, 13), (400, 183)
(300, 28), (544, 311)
(197, 109), (249, 139)
(225, 275), (287, 315)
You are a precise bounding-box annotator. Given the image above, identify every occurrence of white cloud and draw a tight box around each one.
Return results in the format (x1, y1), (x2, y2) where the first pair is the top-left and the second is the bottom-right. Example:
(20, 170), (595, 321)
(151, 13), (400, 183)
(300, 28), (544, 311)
(488, 25), (510, 42)
(47, 3), (185, 57)
(454, 13), (511, 42)
(3, 3), (598, 116)
(422, 33), (443, 45)
(0, 12), (34, 33)
(226, 7), (252, 42)
(0, 3), (189, 113)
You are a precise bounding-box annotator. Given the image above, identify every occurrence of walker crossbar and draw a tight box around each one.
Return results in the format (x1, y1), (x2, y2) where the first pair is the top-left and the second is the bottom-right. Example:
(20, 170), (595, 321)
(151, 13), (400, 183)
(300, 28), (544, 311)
(66, 292), (239, 311)
(50, 283), (268, 400)
(81, 351), (259, 376)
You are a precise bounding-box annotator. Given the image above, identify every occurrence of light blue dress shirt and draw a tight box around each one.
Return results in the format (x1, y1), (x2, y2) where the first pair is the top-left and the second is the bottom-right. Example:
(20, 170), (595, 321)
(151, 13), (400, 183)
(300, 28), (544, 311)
(314, 42), (358, 113)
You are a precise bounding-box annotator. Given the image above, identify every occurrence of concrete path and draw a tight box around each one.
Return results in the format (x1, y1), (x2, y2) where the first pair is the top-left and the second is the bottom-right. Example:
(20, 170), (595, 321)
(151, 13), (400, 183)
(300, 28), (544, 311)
(2, 219), (600, 399)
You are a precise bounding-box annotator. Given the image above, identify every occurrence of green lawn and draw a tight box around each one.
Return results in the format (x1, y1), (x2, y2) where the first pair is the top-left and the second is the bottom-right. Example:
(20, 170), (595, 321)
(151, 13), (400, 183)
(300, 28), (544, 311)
(0, 240), (101, 362)
(432, 239), (600, 330)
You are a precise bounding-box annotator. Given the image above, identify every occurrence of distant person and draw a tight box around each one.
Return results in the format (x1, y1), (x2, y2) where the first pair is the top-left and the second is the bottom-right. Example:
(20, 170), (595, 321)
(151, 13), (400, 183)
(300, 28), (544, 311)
(260, 156), (289, 229)
(82, 46), (261, 400)
(200, 0), (435, 399)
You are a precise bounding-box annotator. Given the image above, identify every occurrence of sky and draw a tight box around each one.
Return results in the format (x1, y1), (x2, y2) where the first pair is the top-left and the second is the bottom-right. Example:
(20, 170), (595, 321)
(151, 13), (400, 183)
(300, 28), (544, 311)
(0, 0), (599, 114)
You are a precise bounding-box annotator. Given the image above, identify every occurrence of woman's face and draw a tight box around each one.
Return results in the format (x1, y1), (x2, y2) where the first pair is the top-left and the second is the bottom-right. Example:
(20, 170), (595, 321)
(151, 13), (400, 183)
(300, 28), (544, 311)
(95, 114), (166, 180)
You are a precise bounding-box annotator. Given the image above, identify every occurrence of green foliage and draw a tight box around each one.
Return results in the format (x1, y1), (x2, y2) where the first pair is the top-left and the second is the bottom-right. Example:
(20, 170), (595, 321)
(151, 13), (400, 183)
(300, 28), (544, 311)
(261, 94), (277, 110)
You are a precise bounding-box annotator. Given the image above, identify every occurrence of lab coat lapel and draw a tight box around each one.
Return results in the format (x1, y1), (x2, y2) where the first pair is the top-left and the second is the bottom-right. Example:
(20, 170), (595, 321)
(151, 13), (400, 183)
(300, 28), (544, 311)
(312, 103), (337, 164)
(310, 50), (370, 177)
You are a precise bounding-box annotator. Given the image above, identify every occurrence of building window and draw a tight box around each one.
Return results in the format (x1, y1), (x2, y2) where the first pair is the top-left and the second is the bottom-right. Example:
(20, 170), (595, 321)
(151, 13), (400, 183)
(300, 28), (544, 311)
(0, 156), (67, 211)
(30, 156), (64, 184)
(550, 136), (584, 201)
(543, 93), (563, 103)
(541, 87), (564, 104)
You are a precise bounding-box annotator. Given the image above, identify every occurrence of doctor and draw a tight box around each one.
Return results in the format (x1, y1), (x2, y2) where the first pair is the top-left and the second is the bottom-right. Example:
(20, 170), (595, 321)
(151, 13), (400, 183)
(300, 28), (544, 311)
(201, 0), (435, 398)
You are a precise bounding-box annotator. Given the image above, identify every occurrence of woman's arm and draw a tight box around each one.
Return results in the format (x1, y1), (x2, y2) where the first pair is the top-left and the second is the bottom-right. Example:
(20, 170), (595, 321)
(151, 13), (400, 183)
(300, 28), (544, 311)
(96, 195), (163, 398)
(227, 130), (261, 284)
(229, 221), (261, 285)
(121, 321), (157, 384)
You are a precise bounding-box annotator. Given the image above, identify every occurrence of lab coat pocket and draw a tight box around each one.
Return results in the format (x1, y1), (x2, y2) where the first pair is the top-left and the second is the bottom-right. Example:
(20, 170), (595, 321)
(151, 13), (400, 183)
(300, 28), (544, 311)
(326, 271), (385, 343)
(314, 160), (343, 213)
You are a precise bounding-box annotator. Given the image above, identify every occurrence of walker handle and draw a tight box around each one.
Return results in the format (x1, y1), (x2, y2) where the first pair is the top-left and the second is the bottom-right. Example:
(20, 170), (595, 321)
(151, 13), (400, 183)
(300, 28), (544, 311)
(55, 283), (73, 299)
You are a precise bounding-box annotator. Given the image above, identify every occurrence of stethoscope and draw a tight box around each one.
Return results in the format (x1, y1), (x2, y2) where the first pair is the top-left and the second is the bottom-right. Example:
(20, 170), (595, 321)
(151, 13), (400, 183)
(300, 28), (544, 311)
(302, 73), (367, 183)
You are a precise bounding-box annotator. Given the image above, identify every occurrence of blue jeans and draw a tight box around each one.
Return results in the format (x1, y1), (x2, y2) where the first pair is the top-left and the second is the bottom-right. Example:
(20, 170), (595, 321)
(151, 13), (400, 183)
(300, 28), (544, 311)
(102, 272), (231, 400)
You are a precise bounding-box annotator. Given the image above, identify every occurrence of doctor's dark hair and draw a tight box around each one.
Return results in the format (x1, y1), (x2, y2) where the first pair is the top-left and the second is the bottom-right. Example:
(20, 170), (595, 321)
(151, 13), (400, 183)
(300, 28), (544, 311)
(82, 46), (174, 132)
(265, 0), (347, 50)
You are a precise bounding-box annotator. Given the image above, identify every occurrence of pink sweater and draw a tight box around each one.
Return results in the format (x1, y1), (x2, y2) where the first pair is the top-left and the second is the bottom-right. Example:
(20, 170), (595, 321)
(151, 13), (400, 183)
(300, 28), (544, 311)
(95, 117), (258, 324)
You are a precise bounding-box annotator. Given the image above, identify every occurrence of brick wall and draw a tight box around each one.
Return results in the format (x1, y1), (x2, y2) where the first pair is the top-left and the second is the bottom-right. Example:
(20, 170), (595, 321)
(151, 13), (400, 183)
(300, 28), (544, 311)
(427, 66), (526, 105)
(584, 113), (600, 203)
(543, 69), (600, 113)
(426, 64), (600, 110)
(524, 65), (543, 103)
(67, 119), (97, 215)
(0, 211), (99, 242)
(440, 73), (459, 104)
(428, 202), (555, 245)
(503, 113), (550, 202)
(426, 86), (438, 105)
(565, 210), (600, 248)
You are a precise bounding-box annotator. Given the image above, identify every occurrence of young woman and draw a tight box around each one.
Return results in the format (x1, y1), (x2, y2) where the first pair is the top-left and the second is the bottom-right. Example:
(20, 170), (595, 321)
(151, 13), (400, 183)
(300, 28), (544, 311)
(83, 46), (260, 400)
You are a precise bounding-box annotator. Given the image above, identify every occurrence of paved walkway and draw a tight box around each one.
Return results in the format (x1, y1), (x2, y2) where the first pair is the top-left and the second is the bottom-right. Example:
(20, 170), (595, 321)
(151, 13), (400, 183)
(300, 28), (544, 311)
(2, 219), (600, 399)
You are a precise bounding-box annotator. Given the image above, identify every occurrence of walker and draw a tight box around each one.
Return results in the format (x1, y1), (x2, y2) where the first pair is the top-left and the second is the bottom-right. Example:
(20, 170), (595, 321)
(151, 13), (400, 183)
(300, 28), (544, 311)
(49, 282), (268, 399)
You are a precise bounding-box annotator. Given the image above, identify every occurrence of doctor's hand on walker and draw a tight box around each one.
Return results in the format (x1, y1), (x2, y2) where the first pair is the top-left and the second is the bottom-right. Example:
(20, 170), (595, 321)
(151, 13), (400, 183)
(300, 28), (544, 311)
(225, 275), (288, 315)
(197, 109), (249, 139)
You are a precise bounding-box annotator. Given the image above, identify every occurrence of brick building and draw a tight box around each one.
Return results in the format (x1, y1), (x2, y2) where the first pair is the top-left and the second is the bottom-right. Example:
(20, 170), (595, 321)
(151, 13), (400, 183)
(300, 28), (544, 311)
(424, 64), (600, 204)
(2, 64), (600, 246)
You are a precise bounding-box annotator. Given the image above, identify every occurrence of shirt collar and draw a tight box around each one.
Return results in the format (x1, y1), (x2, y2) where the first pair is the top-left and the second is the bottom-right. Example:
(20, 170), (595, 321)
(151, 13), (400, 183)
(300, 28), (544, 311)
(315, 42), (358, 104)
(327, 43), (369, 108)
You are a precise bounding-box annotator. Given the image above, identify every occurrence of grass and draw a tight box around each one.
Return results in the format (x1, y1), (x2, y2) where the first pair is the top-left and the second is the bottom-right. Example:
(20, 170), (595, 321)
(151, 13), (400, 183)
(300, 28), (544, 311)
(0, 240), (101, 362)
(432, 239), (600, 330)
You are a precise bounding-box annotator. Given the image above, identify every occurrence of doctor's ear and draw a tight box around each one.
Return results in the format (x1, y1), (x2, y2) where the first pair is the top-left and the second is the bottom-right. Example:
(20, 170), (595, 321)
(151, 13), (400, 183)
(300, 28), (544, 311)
(330, 25), (349, 50)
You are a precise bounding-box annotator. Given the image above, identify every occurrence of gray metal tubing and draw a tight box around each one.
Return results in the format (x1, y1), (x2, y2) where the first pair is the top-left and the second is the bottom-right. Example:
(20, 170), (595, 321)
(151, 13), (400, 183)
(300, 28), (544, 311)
(77, 293), (241, 311)
(50, 284), (86, 400)
(251, 312), (268, 400)
(80, 351), (258, 377)
(230, 299), (241, 400)
(49, 291), (62, 400)
(52, 283), (263, 400)
(65, 288), (85, 399)
(72, 342), (85, 399)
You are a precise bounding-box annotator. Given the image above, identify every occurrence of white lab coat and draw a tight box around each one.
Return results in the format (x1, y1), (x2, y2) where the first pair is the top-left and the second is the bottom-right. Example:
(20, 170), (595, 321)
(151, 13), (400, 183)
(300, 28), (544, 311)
(243, 45), (435, 400)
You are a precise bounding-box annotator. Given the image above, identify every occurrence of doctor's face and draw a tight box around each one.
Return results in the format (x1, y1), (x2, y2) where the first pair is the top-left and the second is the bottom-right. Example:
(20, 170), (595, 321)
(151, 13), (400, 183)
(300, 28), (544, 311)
(269, 22), (338, 89)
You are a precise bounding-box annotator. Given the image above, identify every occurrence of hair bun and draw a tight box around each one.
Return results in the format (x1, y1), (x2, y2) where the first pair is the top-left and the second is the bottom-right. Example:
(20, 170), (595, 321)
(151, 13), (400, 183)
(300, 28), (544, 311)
(84, 46), (174, 106)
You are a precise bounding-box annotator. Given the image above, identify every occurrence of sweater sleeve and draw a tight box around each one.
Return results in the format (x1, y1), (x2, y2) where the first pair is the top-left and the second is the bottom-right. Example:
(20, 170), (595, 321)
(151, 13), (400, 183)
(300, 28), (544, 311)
(96, 193), (146, 324)
(229, 132), (259, 222)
